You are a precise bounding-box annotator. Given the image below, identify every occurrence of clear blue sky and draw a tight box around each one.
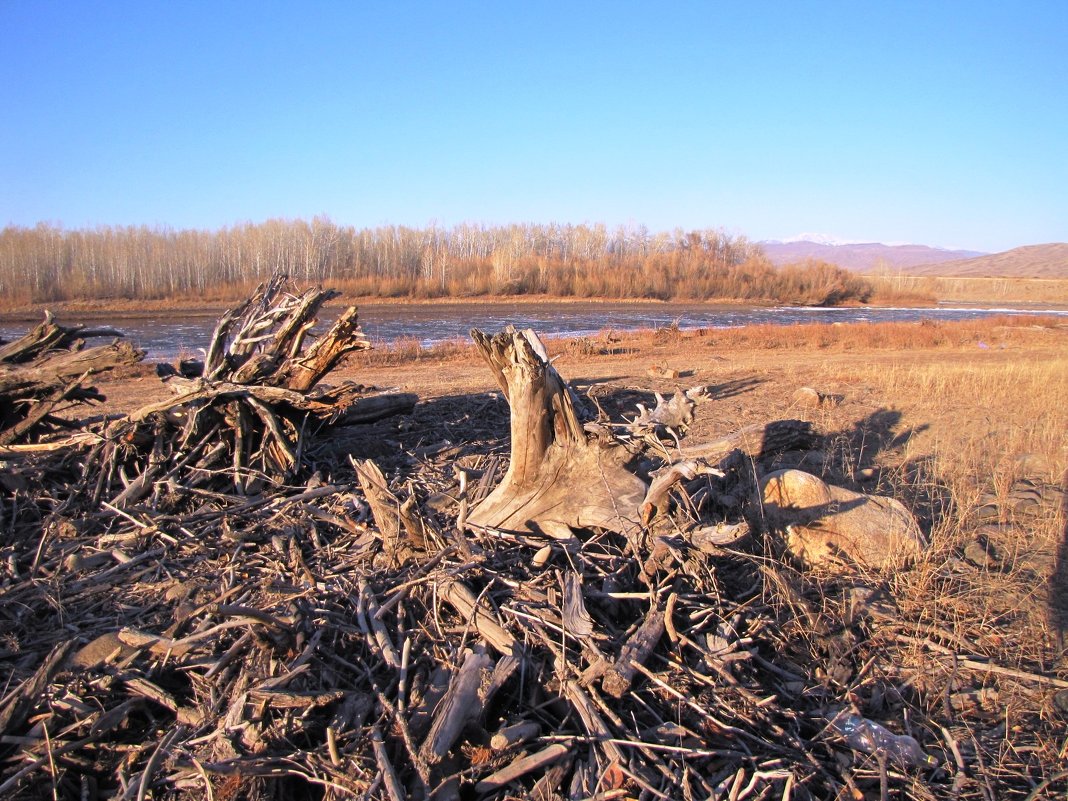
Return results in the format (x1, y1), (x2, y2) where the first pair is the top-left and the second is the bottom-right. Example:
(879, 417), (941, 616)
(2, 1), (1065, 252)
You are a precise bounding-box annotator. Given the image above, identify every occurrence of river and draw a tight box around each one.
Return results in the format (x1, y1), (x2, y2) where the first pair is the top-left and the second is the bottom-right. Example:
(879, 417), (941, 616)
(2, 301), (1066, 363)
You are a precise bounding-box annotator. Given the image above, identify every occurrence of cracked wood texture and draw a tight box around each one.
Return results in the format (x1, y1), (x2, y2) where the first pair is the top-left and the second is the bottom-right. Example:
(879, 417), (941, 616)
(467, 326), (646, 535)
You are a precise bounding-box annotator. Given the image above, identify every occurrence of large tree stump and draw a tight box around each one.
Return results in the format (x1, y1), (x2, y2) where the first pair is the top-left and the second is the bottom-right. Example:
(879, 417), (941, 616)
(466, 327), (647, 535)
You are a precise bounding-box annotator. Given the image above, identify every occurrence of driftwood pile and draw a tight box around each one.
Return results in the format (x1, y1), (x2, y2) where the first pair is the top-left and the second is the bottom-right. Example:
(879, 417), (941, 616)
(3, 284), (1024, 800)
(0, 313), (142, 446)
(71, 275), (402, 509)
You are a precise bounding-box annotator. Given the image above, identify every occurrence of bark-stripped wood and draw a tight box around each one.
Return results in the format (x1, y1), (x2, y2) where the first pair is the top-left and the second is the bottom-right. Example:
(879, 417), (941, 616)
(0, 311), (124, 364)
(679, 418), (817, 464)
(475, 743), (570, 793)
(602, 605), (666, 698)
(419, 648), (493, 763)
(466, 326), (647, 534)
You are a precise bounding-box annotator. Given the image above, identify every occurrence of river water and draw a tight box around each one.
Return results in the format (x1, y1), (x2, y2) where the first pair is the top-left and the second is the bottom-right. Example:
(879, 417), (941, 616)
(2, 301), (1065, 364)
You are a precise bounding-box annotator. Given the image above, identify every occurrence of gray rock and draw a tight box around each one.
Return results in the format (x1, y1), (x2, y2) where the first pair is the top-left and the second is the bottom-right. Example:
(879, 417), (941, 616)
(761, 469), (926, 570)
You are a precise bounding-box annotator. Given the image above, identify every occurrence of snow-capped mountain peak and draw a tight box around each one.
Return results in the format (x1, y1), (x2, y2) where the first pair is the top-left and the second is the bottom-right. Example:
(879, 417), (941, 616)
(784, 233), (857, 246)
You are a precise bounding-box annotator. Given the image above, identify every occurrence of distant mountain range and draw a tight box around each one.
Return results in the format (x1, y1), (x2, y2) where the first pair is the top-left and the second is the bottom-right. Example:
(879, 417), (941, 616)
(761, 240), (985, 272)
(902, 243), (1068, 278)
(761, 240), (1068, 278)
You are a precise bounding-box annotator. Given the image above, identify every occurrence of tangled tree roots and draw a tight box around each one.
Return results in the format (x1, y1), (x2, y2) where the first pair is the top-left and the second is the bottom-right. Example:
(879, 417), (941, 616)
(0, 313), (142, 446)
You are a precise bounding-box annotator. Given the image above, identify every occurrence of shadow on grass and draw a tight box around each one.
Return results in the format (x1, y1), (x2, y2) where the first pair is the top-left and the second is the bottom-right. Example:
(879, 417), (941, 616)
(837, 408), (929, 471)
(817, 409), (951, 533)
(707, 376), (767, 400)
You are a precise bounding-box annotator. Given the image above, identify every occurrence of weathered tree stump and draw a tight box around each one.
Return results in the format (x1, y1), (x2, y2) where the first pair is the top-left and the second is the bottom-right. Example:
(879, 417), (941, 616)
(467, 327), (646, 535)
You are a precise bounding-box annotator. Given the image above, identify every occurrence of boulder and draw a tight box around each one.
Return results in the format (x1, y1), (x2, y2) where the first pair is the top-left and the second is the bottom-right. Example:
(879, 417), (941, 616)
(792, 387), (823, 408)
(792, 387), (843, 409)
(761, 469), (926, 570)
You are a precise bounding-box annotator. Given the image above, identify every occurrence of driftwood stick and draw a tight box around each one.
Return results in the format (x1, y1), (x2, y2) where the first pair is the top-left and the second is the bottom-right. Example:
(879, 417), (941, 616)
(244, 395), (296, 471)
(491, 720), (541, 751)
(563, 681), (626, 768)
(332, 392), (417, 425)
(475, 743), (570, 793)
(371, 725), (407, 801)
(358, 580), (401, 669)
(936, 654), (1068, 689)
(602, 606), (665, 699)
(133, 724), (187, 801)
(483, 654), (521, 706)
(641, 461), (725, 523)
(438, 579), (519, 657)
(419, 648), (493, 763)
(561, 569), (596, 639)
(354, 459), (404, 559)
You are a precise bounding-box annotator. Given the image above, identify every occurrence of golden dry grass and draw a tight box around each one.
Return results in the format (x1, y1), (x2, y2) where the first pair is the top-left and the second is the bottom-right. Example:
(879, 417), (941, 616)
(871, 274), (1068, 305)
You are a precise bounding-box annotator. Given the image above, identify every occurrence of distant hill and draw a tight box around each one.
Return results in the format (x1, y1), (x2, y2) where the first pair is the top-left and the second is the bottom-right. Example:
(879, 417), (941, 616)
(761, 240), (986, 272)
(905, 243), (1068, 278)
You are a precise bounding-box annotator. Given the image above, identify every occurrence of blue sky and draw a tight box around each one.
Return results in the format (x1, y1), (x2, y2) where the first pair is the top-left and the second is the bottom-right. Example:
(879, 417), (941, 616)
(1, 1), (1065, 252)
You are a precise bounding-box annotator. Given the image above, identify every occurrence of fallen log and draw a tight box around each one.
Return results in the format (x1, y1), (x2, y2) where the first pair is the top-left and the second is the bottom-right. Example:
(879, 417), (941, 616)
(0, 310), (125, 364)
(678, 418), (818, 464)
(0, 340), (143, 396)
(602, 604), (665, 698)
(0, 315), (144, 444)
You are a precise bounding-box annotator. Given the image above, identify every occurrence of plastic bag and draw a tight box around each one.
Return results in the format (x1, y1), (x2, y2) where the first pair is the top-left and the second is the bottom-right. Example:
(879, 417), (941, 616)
(828, 710), (938, 769)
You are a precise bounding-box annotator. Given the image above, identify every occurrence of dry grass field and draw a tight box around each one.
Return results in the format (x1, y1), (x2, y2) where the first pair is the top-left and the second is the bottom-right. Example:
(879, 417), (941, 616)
(869, 274), (1068, 306)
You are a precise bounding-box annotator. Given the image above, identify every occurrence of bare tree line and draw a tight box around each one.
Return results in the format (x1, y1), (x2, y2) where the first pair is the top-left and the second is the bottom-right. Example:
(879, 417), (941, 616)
(0, 218), (871, 306)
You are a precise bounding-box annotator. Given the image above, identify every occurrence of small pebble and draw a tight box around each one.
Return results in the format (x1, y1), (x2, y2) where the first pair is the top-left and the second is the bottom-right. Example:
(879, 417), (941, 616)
(532, 544), (552, 568)
(963, 540), (999, 569)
